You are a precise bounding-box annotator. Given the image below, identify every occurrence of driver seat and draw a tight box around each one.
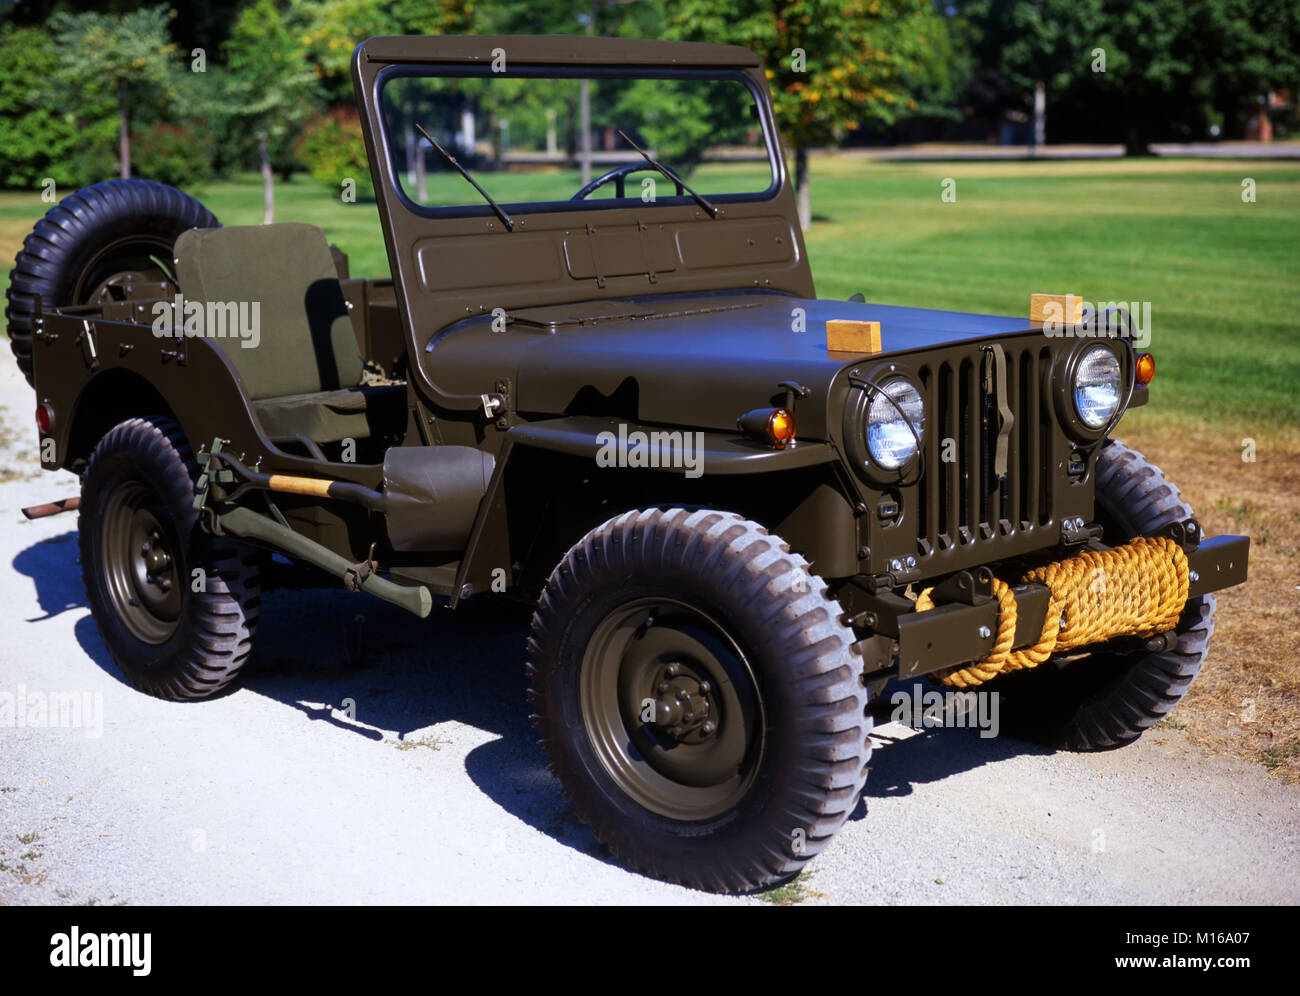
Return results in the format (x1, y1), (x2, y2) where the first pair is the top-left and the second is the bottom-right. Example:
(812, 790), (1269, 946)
(173, 223), (404, 452)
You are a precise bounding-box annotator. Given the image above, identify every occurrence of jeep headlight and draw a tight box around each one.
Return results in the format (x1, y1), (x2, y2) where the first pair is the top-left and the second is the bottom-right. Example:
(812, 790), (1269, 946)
(866, 377), (926, 469)
(1073, 345), (1122, 428)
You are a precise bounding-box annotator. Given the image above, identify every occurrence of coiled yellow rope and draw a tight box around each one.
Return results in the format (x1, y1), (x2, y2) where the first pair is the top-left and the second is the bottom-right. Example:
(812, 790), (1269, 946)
(915, 536), (1189, 689)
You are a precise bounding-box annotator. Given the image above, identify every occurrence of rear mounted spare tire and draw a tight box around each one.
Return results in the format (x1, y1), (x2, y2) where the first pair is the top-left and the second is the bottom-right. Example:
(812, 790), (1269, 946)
(5, 179), (218, 387)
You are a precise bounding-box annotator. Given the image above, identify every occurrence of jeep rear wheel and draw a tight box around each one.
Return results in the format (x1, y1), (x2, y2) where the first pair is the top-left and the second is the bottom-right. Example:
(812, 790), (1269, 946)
(527, 508), (870, 893)
(5, 179), (217, 387)
(1000, 440), (1216, 749)
(80, 417), (261, 700)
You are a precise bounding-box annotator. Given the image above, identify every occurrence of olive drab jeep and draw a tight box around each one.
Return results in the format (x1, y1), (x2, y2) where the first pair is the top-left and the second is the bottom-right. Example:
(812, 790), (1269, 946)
(6, 34), (1249, 893)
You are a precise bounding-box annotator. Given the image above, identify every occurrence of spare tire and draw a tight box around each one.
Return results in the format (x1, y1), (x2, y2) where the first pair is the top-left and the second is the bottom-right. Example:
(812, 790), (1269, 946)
(5, 179), (218, 387)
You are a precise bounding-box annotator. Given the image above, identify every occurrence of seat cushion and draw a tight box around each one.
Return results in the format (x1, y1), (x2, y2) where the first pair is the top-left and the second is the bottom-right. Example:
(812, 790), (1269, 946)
(253, 384), (406, 444)
(174, 223), (365, 401)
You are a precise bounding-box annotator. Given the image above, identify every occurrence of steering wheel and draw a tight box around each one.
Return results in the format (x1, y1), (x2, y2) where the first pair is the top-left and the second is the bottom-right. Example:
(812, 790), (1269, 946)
(570, 161), (685, 201)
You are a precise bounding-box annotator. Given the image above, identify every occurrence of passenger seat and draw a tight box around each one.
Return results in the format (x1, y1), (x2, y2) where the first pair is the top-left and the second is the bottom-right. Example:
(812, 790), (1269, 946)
(173, 223), (405, 457)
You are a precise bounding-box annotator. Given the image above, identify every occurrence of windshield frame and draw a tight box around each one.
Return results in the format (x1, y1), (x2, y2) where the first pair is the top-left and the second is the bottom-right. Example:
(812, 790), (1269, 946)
(373, 62), (784, 222)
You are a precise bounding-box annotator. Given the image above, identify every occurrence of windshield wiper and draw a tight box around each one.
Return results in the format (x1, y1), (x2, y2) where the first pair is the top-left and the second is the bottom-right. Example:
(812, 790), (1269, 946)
(616, 129), (718, 218)
(415, 123), (514, 231)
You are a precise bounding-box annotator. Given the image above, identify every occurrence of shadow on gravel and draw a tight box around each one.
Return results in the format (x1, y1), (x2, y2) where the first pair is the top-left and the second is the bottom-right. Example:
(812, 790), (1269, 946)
(849, 677), (1056, 821)
(244, 585), (608, 861)
(64, 567), (607, 861)
(13, 527), (140, 694)
(12, 528), (84, 622)
(242, 586), (535, 738)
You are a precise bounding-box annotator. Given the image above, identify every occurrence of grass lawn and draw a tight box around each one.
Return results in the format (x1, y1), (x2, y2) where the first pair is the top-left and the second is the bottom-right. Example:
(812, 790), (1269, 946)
(803, 156), (1299, 441)
(2, 157), (1296, 438)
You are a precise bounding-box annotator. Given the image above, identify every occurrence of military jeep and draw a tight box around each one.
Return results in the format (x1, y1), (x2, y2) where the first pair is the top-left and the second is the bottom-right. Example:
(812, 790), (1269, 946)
(7, 34), (1249, 893)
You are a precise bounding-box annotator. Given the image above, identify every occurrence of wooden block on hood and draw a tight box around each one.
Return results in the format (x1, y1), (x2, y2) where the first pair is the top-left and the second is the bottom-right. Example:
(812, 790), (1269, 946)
(826, 319), (882, 354)
(1029, 293), (1083, 324)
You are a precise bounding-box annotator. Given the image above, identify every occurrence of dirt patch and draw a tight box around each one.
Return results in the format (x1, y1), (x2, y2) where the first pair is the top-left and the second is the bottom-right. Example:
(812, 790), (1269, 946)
(1114, 424), (1300, 781)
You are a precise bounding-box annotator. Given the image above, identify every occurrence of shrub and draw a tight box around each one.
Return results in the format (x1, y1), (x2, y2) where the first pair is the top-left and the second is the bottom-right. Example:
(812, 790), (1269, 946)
(131, 122), (214, 189)
(294, 107), (373, 196)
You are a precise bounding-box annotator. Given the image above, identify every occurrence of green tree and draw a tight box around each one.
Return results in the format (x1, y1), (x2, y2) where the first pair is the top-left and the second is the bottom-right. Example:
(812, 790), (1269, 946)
(0, 24), (82, 189)
(48, 5), (179, 181)
(224, 0), (322, 222)
(668, 0), (955, 227)
(962, 0), (1300, 153)
(297, 0), (404, 104)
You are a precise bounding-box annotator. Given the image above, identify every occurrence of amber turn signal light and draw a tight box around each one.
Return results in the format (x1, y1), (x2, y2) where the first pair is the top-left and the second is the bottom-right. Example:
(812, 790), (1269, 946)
(1135, 352), (1155, 386)
(738, 407), (797, 449)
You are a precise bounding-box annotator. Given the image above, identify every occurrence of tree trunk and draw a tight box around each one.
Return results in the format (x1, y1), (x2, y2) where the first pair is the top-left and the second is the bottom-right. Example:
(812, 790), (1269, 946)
(258, 132), (274, 225)
(415, 140), (427, 202)
(1125, 124), (1150, 157)
(795, 144), (811, 230)
(117, 79), (131, 180)
(579, 78), (592, 187)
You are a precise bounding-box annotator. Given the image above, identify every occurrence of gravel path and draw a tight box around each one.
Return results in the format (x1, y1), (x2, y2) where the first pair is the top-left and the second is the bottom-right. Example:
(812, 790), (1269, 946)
(1, 359), (1296, 906)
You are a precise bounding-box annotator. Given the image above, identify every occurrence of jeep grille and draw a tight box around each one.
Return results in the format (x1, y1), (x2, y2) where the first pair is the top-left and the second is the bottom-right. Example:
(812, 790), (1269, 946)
(915, 343), (1056, 562)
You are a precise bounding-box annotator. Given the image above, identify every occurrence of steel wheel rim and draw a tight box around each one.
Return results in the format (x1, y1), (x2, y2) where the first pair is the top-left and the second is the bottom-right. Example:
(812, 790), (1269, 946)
(72, 235), (175, 305)
(102, 481), (183, 645)
(581, 598), (765, 821)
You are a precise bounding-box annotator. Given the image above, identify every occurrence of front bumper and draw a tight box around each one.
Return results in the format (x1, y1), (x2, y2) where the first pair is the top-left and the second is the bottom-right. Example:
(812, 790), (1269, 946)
(855, 530), (1249, 679)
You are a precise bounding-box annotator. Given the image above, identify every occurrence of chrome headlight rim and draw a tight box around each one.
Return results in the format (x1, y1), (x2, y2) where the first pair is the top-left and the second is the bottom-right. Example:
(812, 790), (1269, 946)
(1053, 339), (1131, 443)
(842, 362), (927, 484)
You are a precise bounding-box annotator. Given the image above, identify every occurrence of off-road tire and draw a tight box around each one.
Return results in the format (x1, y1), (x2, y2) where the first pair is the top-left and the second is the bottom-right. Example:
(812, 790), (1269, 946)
(5, 179), (218, 387)
(79, 417), (260, 700)
(1001, 440), (1216, 749)
(527, 507), (870, 893)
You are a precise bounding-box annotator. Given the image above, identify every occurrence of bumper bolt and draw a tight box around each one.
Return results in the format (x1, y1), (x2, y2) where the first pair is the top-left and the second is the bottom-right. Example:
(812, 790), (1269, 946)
(978, 625), (992, 639)
(1189, 570), (1200, 583)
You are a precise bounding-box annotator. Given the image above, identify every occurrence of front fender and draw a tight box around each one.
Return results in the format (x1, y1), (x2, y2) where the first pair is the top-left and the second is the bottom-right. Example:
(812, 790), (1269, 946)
(506, 415), (837, 475)
(452, 415), (842, 602)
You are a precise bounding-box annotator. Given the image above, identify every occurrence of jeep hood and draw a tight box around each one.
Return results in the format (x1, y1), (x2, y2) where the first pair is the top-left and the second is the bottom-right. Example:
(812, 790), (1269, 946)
(422, 290), (1034, 438)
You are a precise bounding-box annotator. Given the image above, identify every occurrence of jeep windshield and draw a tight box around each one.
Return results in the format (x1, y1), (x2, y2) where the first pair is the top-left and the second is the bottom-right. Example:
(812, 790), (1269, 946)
(377, 67), (778, 217)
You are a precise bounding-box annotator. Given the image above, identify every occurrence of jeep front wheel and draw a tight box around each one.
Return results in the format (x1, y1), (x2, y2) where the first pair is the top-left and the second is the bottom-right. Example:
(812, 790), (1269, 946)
(527, 507), (870, 893)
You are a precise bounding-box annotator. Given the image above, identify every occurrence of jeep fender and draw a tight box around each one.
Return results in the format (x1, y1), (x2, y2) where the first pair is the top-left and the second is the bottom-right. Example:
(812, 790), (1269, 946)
(452, 415), (852, 602)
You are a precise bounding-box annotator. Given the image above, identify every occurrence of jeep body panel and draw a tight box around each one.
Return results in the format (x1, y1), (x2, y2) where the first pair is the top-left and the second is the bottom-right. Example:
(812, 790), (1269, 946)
(422, 291), (1042, 437)
(33, 307), (388, 561)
